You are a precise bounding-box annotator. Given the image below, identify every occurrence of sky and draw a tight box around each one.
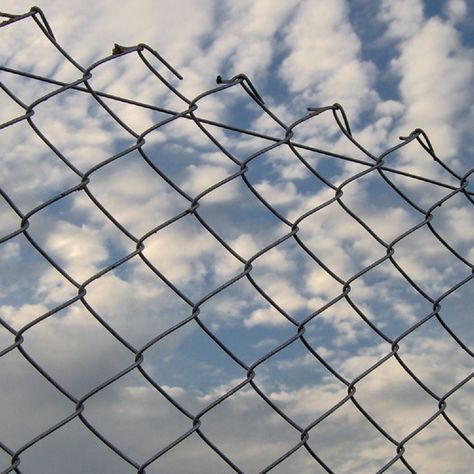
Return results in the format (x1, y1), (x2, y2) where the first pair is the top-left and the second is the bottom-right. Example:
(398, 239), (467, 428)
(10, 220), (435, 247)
(0, 0), (473, 473)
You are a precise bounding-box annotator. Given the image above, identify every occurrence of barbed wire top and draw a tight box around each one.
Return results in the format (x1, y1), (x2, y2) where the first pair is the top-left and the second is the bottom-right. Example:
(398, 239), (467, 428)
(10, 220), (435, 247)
(0, 6), (473, 474)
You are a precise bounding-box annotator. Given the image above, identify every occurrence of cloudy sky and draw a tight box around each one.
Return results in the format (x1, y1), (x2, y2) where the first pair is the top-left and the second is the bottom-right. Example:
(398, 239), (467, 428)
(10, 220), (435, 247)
(0, 0), (473, 473)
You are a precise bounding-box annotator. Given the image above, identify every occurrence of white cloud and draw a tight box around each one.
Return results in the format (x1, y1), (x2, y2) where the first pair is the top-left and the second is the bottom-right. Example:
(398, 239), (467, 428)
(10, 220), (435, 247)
(244, 305), (290, 327)
(140, 217), (244, 299)
(230, 233), (259, 259)
(375, 100), (404, 119)
(1, 0), (217, 67)
(181, 164), (240, 202)
(254, 180), (302, 207)
(1, 303), (49, 329)
(84, 158), (189, 237)
(296, 198), (383, 280)
(278, 0), (378, 119)
(1, 2), (473, 473)
(444, 0), (468, 24)
(382, 10), (474, 166)
(378, 0), (425, 40)
(44, 220), (109, 281)
(305, 266), (343, 300)
(204, 0), (300, 80)
(0, 122), (78, 211)
(0, 241), (20, 261)
(266, 338), (473, 472)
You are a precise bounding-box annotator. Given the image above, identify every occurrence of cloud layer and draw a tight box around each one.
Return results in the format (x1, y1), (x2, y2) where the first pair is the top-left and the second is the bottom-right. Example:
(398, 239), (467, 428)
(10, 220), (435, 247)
(0, 1), (473, 473)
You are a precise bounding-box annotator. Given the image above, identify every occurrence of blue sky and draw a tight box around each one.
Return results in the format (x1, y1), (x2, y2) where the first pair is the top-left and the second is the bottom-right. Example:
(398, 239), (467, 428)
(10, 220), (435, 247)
(0, 1), (473, 473)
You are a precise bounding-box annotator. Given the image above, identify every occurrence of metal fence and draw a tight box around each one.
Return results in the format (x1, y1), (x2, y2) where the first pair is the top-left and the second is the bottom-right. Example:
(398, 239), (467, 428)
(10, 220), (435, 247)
(0, 7), (473, 474)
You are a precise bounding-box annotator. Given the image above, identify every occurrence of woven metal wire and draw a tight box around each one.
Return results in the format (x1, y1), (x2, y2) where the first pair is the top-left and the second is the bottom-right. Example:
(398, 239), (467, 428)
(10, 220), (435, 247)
(0, 7), (473, 474)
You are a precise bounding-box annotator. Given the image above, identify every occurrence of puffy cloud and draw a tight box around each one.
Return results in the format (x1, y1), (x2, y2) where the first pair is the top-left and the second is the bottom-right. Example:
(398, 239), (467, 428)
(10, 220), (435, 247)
(0, 241), (20, 261)
(244, 305), (289, 327)
(1, 2), (473, 473)
(444, 0), (468, 24)
(181, 164), (240, 202)
(378, 0), (425, 40)
(1, 0), (217, 67)
(278, 0), (378, 119)
(379, 4), (474, 168)
(198, 0), (300, 80)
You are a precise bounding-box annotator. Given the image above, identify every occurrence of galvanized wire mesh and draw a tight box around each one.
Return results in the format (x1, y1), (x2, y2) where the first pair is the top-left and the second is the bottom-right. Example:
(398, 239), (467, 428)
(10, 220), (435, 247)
(0, 7), (473, 474)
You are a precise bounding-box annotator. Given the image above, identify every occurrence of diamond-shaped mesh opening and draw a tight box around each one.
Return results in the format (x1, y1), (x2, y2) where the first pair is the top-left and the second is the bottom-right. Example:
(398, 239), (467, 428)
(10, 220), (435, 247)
(198, 388), (301, 473)
(305, 400), (397, 473)
(0, 120), (79, 211)
(401, 415), (474, 472)
(0, 235), (72, 312)
(144, 432), (237, 474)
(193, 182), (286, 249)
(14, 418), (135, 474)
(83, 260), (191, 347)
(252, 342), (349, 427)
(346, 259), (434, 339)
(0, 349), (73, 448)
(17, 301), (134, 396)
(442, 377), (474, 441)
(140, 216), (244, 301)
(351, 357), (440, 440)
(396, 318), (473, 395)
(141, 322), (246, 413)
(81, 371), (193, 461)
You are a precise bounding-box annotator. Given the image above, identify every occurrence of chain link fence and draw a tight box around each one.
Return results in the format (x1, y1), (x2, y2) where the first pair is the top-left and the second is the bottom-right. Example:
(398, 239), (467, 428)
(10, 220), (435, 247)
(0, 7), (473, 474)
